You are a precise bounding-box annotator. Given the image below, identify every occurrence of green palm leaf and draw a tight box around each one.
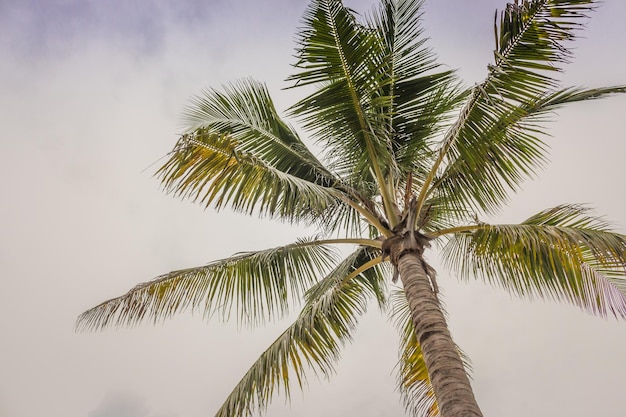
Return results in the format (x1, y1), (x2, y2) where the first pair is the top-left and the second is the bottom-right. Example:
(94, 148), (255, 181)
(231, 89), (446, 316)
(442, 205), (626, 318)
(433, 85), (626, 217)
(534, 85), (626, 111)
(76, 238), (340, 330)
(287, 0), (395, 208)
(158, 130), (351, 224)
(367, 0), (462, 177)
(158, 78), (364, 225)
(183, 78), (332, 186)
(421, 0), (604, 215)
(214, 247), (387, 417)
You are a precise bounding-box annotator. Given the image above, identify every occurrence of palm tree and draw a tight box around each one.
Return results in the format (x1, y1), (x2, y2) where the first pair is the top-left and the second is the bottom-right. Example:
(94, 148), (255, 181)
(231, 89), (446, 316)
(77, 1), (626, 416)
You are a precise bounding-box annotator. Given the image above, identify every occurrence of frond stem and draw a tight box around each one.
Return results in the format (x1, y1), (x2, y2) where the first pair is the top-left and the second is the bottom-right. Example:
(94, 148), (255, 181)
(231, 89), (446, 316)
(430, 224), (481, 238)
(319, 238), (382, 249)
(339, 194), (393, 238)
(341, 256), (384, 284)
(324, 1), (398, 227)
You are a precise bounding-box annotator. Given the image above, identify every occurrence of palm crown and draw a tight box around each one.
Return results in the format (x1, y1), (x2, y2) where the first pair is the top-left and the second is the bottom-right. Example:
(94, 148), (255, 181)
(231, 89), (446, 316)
(77, 1), (626, 416)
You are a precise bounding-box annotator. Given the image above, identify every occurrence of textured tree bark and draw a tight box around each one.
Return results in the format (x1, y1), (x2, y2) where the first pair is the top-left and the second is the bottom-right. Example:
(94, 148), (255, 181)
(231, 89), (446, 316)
(397, 250), (483, 417)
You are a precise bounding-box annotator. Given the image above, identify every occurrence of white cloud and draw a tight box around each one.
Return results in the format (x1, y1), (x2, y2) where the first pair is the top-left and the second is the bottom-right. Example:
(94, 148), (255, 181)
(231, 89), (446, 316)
(1, 1), (625, 417)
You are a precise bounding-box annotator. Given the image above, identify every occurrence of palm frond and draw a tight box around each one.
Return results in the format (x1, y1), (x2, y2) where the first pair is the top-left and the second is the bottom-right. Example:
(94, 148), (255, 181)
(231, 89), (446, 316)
(314, 197), (368, 237)
(533, 85), (626, 111)
(76, 238), (340, 331)
(158, 78), (366, 225)
(418, 192), (475, 237)
(183, 78), (333, 186)
(442, 205), (626, 318)
(287, 0), (396, 205)
(394, 83), (465, 180)
(213, 247), (388, 417)
(304, 246), (388, 309)
(422, 0), (603, 215)
(368, 0), (463, 176)
(434, 85), (626, 217)
(157, 130), (346, 224)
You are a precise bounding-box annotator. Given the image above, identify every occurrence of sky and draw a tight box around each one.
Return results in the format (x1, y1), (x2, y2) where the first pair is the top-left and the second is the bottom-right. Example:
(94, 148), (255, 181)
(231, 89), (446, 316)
(1, 0), (626, 416)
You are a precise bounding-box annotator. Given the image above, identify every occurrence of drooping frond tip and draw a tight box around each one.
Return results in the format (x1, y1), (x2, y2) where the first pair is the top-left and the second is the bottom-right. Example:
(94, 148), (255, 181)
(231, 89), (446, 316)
(494, 0), (596, 63)
(213, 247), (388, 417)
(442, 205), (626, 319)
(76, 239), (339, 332)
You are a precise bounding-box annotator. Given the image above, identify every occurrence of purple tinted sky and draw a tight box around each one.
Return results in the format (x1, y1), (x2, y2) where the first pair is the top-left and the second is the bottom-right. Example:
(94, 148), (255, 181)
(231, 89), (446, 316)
(1, 1), (625, 417)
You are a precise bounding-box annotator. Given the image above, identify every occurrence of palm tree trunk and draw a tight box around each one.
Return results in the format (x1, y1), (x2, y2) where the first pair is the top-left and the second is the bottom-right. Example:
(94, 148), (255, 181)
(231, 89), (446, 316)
(397, 250), (483, 417)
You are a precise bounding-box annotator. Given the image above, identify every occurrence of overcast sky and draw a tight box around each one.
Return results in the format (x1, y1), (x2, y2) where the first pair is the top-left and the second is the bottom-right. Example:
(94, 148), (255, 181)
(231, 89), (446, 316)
(1, 1), (626, 416)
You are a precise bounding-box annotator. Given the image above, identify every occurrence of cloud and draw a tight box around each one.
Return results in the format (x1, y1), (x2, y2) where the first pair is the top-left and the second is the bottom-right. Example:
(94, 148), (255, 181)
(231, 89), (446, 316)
(88, 391), (177, 417)
(0, 1), (624, 417)
(0, 0), (216, 58)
